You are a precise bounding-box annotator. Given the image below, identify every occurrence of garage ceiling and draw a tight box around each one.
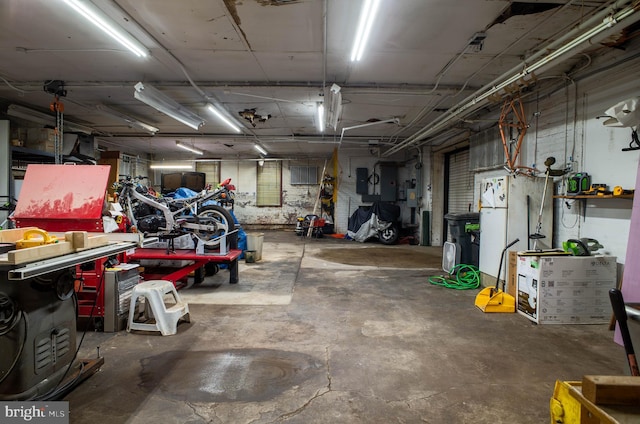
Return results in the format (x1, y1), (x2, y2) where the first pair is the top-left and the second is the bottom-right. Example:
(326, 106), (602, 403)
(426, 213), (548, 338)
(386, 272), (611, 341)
(0, 0), (638, 160)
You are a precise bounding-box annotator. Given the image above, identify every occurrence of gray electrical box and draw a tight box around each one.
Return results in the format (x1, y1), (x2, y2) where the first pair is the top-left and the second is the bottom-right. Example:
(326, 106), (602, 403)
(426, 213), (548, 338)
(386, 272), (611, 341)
(380, 164), (397, 201)
(406, 189), (418, 207)
(356, 168), (368, 194)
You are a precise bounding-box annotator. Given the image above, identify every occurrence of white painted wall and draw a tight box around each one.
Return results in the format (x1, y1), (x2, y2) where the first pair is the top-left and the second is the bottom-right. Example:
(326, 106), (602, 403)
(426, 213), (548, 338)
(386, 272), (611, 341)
(464, 51), (640, 264)
(525, 68), (638, 263)
(334, 147), (379, 233)
(333, 147), (422, 235)
(221, 160), (323, 227)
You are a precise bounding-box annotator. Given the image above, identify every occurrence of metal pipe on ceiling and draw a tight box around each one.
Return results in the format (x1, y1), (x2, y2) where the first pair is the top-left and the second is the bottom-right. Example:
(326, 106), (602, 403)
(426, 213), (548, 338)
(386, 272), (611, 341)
(338, 117), (400, 146)
(384, 0), (582, 144)
(383, 0), (640, 157)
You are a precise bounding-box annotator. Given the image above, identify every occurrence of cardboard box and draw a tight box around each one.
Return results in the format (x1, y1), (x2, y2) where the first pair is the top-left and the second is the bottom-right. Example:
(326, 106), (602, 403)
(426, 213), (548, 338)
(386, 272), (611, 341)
(27, 128), (56, 142)
(507, 250), (517, 297)
(11, 127), (27, 146)
(516, 254), (616, 324)
(26, 128), (57, 152)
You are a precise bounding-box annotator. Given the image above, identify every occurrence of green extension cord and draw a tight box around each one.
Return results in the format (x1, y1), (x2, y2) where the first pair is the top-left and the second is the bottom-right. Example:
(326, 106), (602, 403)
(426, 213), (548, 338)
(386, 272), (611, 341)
(428, 264), (480, 290)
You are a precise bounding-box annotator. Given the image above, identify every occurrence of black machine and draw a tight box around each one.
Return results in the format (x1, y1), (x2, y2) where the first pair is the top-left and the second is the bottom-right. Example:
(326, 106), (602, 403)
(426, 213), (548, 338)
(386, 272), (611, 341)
(0, 268), (78, 400)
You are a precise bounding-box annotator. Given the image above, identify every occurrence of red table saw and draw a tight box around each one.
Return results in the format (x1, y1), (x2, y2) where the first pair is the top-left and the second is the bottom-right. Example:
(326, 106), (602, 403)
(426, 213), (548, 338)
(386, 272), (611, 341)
(11, 164), (128, 326)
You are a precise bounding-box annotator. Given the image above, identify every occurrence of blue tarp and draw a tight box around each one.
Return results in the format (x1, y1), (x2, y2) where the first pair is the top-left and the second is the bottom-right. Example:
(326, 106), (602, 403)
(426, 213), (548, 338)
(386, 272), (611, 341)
(172, 187), (199, 198)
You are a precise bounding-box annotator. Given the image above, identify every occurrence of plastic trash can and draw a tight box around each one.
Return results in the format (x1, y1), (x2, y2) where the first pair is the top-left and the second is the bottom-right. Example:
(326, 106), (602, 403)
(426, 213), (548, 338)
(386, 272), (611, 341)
(246, 232), (264, 261)
(444, 213), (479, 267)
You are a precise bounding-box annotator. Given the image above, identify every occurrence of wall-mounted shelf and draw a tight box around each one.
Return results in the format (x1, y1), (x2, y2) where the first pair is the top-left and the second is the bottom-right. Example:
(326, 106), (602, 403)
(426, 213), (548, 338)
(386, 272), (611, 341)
(554, 193), (634, 221)
(553, 194), (634, 200)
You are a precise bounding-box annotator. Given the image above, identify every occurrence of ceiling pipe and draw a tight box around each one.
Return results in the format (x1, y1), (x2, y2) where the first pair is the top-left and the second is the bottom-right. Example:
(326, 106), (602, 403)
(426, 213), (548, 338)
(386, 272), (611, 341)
(386, 0), (579, 142)
(338, 117), (400, 146)
(383, 0), (640, 157)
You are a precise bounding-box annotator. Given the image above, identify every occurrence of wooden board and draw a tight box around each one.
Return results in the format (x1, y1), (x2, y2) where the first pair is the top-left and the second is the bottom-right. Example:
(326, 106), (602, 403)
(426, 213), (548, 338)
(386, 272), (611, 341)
(66, 231), (89, 249)
(0, 227), (38, 243)
(0, 230), (111, 265)
(73, 235), (110, 252)
(582, 375), (640, 406)
(7, 241), (75, 264)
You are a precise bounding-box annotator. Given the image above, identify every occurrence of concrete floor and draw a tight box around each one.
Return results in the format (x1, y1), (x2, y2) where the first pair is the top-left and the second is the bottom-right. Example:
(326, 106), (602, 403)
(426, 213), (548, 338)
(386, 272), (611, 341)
(66, 231), (627, 423)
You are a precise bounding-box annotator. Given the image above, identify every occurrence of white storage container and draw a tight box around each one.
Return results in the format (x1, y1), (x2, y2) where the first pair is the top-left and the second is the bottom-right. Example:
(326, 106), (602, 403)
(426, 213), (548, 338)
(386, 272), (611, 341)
(516, 254), (617, 324)
(246, 232), (264, 261)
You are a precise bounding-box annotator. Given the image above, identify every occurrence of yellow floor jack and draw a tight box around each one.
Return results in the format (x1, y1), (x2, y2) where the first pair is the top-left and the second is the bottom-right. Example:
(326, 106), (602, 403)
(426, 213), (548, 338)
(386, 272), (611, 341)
(475, 238), (519, 313)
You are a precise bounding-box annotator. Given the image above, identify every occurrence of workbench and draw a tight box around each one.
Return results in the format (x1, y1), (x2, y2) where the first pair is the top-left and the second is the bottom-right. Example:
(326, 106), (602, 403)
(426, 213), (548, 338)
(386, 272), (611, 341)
(126, 248), (243, 286)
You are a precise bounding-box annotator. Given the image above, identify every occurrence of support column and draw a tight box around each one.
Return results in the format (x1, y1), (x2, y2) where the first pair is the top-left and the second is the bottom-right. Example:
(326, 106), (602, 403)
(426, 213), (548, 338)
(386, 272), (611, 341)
(0, 120), (10, 226)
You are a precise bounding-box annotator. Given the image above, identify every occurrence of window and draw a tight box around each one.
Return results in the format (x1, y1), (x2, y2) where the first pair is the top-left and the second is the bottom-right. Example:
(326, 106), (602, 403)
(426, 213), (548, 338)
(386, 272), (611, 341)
(290, 165), (318, 185)
(120, 154), (148, 179)
(257, 161), (282, 206)
(196, 161), (221, 188)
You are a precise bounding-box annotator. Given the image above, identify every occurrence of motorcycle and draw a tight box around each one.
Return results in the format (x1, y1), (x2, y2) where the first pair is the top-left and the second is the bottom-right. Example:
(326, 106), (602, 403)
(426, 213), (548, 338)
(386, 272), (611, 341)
(346, 201), (400, 245)
(114, 176), (236, 248)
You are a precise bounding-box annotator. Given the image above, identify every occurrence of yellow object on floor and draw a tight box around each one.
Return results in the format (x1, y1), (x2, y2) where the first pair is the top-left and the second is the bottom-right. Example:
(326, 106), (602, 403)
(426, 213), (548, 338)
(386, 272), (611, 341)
(15, 228), (58, 249)
(550, 379), (640, 424)
(474, 287), (515, 313)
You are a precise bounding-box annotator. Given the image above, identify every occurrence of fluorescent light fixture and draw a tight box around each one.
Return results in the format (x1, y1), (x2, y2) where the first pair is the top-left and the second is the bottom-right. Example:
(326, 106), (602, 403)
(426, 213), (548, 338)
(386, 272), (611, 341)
(254, 144), (268, 156)
(134, 82), (205, 130)
(7, 104), (94, 134)
(95, 104), (159, 135)
(7, 104), (53, 125)
(150, 163), (194, 170)
(176, 141), (203, 155)
(351, 0), (381, 61)
(63, 0), (149, 58)
(206, 104), (242, 133)
(317, 102), (325, 133)
(325, 84), (342, 130)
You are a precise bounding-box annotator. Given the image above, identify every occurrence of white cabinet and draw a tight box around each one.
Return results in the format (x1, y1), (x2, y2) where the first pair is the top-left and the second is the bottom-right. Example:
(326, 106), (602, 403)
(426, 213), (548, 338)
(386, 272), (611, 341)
(479, 175), (552, 286)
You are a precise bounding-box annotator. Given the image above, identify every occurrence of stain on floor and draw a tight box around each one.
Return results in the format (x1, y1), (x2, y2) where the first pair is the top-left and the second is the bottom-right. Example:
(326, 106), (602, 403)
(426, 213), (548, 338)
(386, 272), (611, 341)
(313, 246), (443, 268)
(139, 349), (323, 402)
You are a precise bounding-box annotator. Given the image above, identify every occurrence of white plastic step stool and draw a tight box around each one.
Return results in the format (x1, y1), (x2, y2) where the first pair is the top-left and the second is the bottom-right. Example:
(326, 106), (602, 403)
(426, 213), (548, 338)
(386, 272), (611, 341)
(127, 280), (190, 336)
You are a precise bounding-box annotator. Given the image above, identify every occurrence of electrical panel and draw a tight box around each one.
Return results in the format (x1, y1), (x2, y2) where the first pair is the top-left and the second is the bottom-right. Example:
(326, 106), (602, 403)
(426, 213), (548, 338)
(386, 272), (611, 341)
(407, 189), (418, 207)
(380, 164), (397, 201)
(356, 168), (368, 194)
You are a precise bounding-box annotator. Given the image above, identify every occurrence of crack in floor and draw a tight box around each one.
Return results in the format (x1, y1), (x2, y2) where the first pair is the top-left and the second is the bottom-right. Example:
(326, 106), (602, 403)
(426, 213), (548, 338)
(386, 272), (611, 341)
(185, 400), (213, 423)
(271, 346), (333, 422)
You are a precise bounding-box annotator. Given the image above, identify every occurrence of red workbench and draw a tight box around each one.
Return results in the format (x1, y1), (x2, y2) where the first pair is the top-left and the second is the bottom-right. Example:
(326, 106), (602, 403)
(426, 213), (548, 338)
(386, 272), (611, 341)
(126, 248), (243, 286)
